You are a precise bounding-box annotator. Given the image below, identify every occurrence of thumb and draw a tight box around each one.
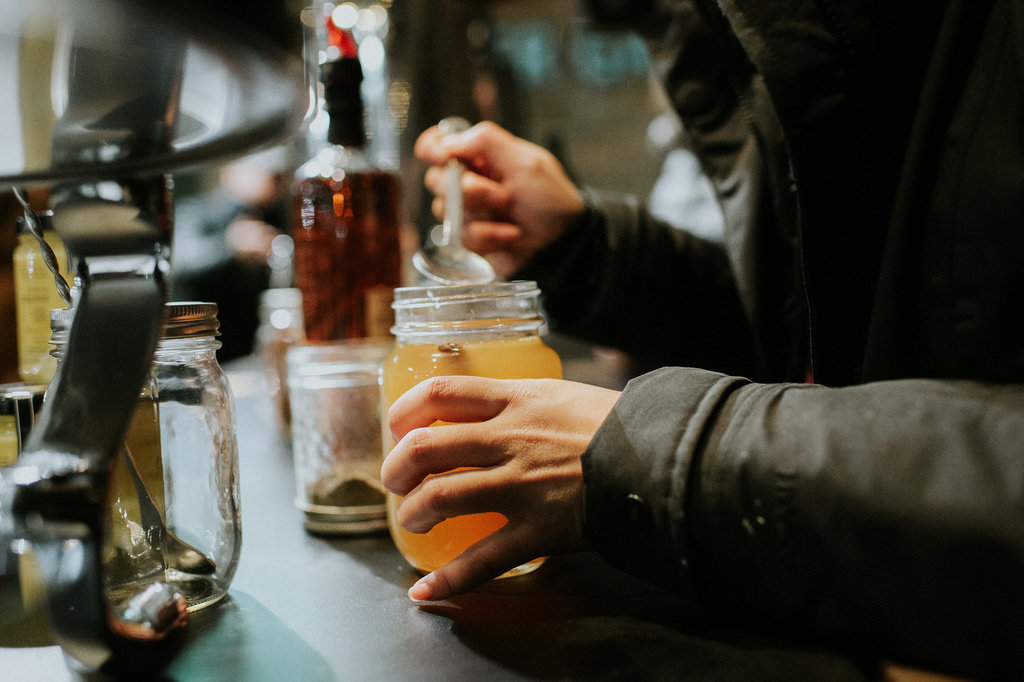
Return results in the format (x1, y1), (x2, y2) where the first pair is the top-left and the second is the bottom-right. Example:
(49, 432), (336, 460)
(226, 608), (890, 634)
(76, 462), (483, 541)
(406, 524), (538, 602)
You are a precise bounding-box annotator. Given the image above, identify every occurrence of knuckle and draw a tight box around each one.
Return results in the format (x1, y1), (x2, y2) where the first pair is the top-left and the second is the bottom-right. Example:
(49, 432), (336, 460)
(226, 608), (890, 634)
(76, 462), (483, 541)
(474, 120), (502, 140)
(422, 476), (455, 518)
(520, 153), (546, 177)
(396, 501), (421, 532)
(405, 428), (436, 470)
(425, 374), (459, 403)
(431, 569), (456, 597)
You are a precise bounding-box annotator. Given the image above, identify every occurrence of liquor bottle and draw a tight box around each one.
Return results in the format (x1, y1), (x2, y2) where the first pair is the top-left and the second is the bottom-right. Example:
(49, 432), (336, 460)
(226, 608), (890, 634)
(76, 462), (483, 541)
(291, 43), (402, 341)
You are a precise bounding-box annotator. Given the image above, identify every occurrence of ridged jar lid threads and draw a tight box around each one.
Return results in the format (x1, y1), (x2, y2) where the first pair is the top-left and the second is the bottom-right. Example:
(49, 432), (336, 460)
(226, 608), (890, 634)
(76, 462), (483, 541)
(162, 302), (220, 339)
(391, 281), (543, 331)
(50, 301), (221, 345)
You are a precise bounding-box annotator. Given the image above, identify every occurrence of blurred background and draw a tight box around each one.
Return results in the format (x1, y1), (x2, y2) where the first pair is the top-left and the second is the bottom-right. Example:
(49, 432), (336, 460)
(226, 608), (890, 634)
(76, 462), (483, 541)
(0, 0), (719, 377)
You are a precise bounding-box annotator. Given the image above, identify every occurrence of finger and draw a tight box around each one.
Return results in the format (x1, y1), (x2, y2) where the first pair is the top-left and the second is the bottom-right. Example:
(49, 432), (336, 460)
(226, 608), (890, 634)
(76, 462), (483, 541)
(445, 121), (524, 180)
(407, 524), (540, 602)
(413, 125), (447, 165)
(419, 121), (531, 187)
(461, 220), (522, 252)
(416, 121), (493, 168)
(388, 376), (513, 442)
(391, 463), (525, 531)
(423, 165), (445, 196)
(381, 423), (508, 497)
(426, 167), (512, 225)
(460, 170), (512, 218)
(429, 195), (445, 224)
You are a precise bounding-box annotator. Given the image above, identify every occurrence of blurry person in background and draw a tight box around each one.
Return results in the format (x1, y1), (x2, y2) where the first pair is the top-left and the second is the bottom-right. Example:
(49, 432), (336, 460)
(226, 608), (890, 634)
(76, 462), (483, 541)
(383, 0), (1024, 679)
(171, 148), (291, 361)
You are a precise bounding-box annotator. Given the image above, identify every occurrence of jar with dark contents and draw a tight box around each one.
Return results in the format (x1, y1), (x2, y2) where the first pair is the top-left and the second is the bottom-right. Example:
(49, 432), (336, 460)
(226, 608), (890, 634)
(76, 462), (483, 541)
(286, 339), (393, 535)
(381, 281), (562, 576)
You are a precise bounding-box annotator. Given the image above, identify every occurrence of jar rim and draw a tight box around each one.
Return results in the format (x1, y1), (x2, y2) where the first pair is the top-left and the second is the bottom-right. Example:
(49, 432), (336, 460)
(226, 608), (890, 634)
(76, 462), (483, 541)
(391, 281), (545, 341)
(49, 301), (220, 345)
(392, 280), (539, 310)
(286, 339), (392, 383)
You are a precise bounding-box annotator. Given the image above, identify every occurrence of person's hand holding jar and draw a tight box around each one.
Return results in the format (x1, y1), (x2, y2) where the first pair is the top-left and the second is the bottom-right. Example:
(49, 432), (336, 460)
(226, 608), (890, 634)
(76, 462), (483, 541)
(381, 375), (620, 602)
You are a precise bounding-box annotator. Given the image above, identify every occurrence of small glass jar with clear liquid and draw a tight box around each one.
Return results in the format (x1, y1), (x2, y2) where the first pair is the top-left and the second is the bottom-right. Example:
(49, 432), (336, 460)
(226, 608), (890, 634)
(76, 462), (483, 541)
(51, 302), (241, 612)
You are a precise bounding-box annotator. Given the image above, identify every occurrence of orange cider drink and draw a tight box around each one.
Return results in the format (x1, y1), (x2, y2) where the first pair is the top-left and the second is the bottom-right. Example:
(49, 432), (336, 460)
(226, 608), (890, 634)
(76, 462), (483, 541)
(382, 282), (561, 576)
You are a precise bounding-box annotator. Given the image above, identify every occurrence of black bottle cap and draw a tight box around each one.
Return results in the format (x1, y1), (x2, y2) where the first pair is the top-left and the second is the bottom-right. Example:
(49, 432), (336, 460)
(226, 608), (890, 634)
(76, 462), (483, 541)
(321, 58), (365, 147)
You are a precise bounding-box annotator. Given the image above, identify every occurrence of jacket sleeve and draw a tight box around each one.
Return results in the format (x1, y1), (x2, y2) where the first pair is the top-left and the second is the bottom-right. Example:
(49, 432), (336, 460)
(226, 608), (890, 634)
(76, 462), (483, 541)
(515, 189), (758, 377)
(516, 0), (804, 381)
(513, 0), (764, 378)
(582, 367), (1024, 679)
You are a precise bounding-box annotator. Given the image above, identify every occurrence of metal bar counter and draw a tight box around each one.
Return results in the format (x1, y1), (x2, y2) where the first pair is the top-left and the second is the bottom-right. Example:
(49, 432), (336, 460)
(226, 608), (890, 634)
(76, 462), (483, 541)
(0, 354), (878, 681)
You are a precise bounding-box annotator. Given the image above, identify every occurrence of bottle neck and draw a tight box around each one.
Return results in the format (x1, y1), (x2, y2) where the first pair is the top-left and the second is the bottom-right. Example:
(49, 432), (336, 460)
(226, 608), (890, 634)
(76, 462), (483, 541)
(321, 57), (366, 149)
(326, 109), (365, 149)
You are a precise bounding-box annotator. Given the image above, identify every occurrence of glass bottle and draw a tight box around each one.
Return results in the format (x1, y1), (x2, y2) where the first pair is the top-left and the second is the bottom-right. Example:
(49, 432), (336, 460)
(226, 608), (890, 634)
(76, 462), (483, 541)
(0, 383), (48, 620)
(291, 49), (402, 342)
(381, 281), (562, 576)
(256, 287), (306, 431)
(12, 211), (71, 384)
(51, 302), (241, 612)
(0, 384), (45, 467)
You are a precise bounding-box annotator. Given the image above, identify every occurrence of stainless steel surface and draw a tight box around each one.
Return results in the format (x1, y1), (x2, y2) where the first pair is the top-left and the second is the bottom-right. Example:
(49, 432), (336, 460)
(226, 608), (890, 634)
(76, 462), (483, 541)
(0, 0), (306, 674)
(7, 266), (173, 673)
(412, 116), (496, 285)
(0, 0), (305, 185)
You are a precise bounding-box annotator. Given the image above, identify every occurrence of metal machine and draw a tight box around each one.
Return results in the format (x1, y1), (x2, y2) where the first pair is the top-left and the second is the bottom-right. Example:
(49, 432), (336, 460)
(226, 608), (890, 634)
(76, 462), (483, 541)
(0, 0), (306, 673)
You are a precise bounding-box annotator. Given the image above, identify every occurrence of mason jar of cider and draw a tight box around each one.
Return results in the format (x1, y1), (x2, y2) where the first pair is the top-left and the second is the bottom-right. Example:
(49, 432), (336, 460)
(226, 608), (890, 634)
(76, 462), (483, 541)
(382, 281), (562, 576)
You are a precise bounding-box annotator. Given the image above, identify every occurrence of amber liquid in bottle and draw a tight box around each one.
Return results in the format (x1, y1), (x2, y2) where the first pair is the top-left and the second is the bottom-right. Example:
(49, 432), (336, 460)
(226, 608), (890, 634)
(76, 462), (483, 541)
(292, 54), (401, 341)
(292, 161), (401, 340)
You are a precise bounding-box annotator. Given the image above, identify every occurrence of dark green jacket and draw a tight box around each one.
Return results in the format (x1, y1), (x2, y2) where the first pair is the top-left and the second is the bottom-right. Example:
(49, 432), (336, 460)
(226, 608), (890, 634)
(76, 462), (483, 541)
(518, 0), (1024, 677)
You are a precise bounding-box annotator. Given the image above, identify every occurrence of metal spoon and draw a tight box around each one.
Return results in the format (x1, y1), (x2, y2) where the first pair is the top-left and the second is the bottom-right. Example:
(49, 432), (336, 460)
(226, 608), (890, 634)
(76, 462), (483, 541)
(121, 444), (217, 575)
(412, 117), (496, 285)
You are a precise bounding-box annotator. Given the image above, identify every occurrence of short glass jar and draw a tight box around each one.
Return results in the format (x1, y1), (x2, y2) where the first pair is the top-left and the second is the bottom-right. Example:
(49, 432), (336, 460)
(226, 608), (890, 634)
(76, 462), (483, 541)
(50, 302), (241, 612)
(287, 339), (392, 535)
(381, 281), (562, 577)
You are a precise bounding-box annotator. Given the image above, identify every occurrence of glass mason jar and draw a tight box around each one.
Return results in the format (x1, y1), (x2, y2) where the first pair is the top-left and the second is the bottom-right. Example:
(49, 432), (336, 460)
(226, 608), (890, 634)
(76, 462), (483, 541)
(50, 302), (241, 612)
(382, 281), (562, 577)
(287, 339), (392, 535)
